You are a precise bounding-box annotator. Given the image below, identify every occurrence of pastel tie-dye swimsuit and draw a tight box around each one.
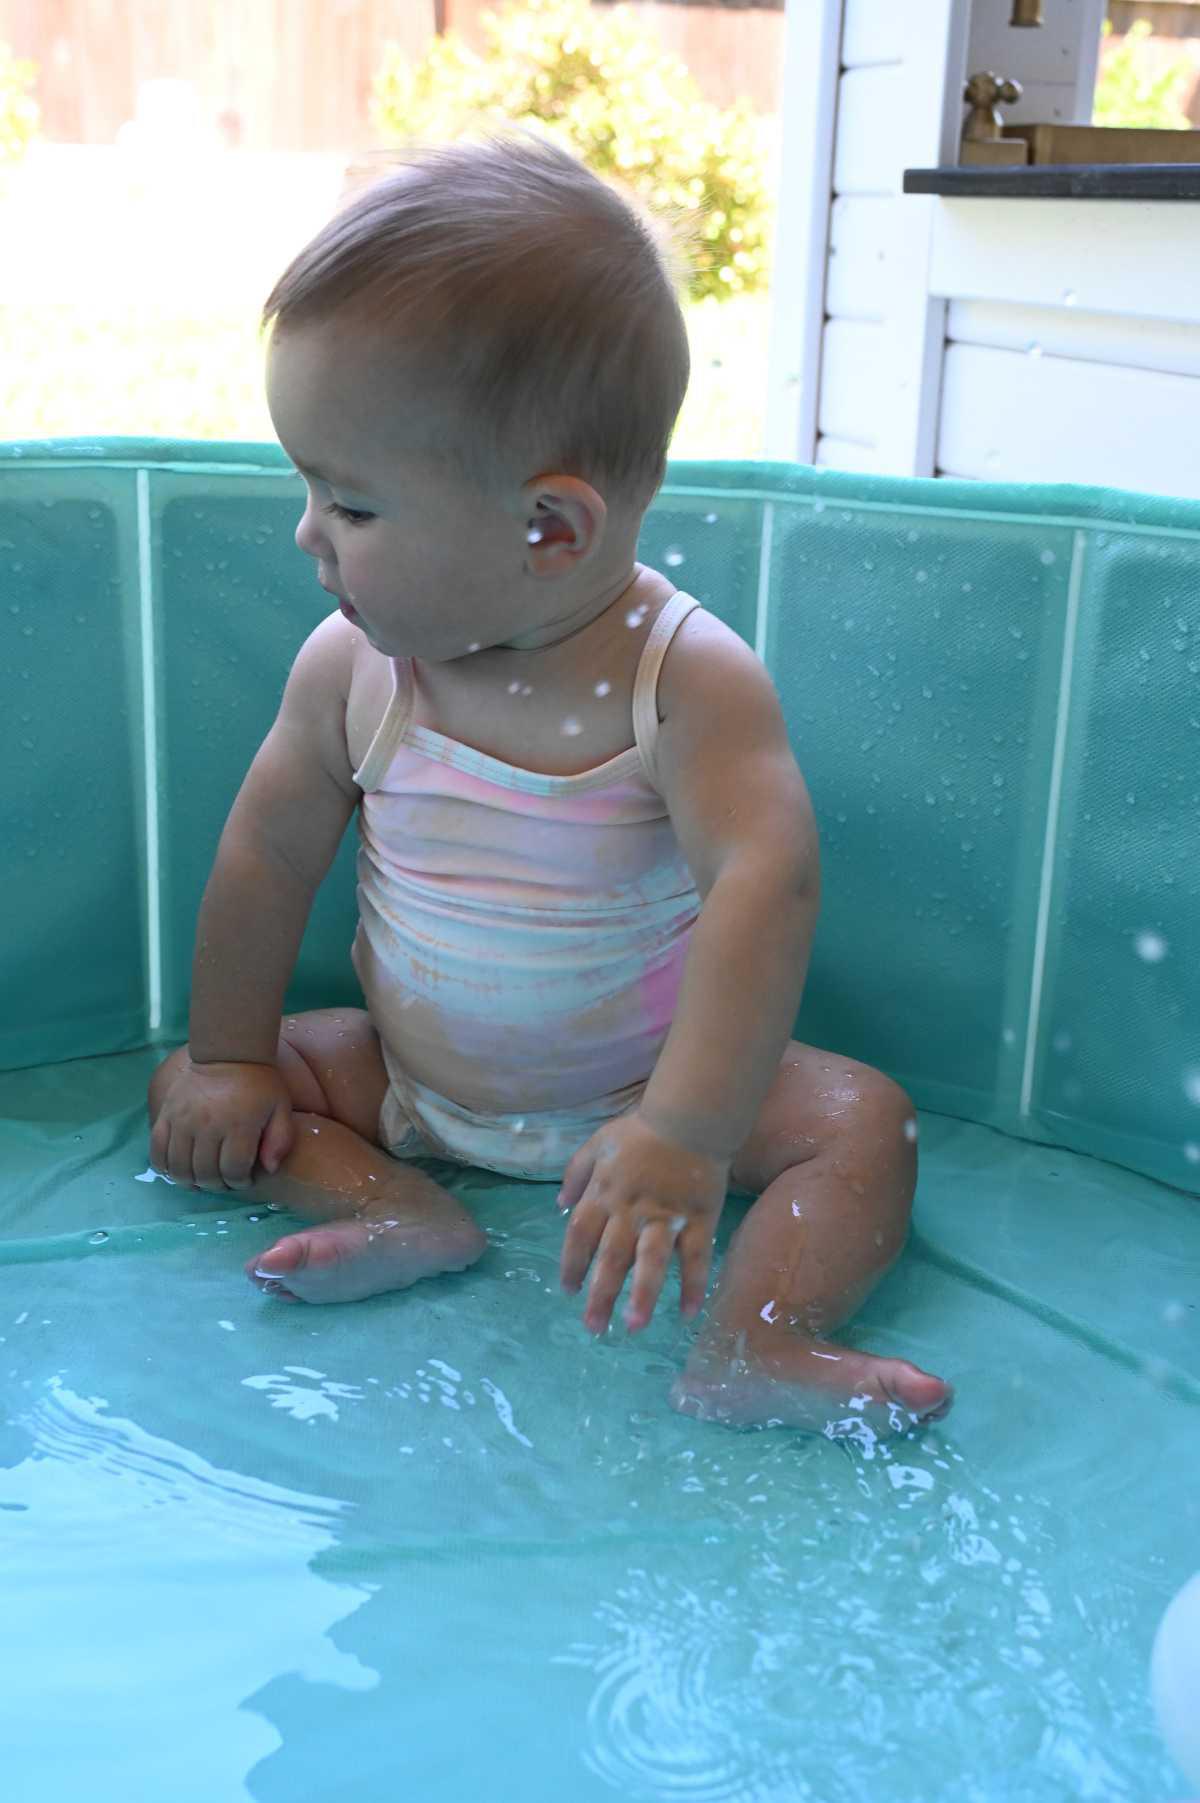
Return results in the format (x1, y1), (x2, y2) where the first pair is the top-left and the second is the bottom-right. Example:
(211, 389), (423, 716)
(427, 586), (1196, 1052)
(347, 590), (703, 1182)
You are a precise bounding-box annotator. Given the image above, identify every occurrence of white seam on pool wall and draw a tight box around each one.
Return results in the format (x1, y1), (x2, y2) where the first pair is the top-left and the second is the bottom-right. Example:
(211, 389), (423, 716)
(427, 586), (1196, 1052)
(137, 469), (162, 1033)
(754, 502), (775, 662)
(1020, 528), (1087, 1120)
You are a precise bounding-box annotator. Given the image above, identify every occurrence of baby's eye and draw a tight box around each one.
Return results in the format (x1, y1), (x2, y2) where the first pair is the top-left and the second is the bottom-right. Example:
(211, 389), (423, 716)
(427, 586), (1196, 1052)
(322, 501), (375, 526)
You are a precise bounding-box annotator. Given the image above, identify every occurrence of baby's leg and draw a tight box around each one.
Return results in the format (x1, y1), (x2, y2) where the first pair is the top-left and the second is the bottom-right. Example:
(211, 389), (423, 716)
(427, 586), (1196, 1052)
(148, 1009), (486, 1303)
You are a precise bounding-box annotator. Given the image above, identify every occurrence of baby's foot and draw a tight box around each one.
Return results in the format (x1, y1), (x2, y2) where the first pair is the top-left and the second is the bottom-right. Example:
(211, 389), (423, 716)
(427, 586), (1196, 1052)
(670, 1327), (953, 1439)
(245, 1212), (487, 1305)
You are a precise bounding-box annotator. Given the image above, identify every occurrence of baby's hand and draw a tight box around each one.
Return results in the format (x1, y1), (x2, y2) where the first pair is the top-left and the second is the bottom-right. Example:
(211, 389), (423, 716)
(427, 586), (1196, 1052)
(557, 1112), (729, 1335)
(150, 1056), (295, 1193)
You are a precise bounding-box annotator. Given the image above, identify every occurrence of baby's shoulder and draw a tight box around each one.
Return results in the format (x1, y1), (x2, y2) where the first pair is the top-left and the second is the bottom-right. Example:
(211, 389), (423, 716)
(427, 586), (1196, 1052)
(656, 606), (776, 726)
(286, 608), (362, 706)
(282, 608), (379, 752)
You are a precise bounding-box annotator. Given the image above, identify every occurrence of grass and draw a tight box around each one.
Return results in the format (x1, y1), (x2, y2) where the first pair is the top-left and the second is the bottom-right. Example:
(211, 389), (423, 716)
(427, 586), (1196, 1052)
(0, 291), (771, 458)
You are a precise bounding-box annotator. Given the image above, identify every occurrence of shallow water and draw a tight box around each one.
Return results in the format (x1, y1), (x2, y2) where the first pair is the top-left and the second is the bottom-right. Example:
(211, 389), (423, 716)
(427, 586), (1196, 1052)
(1, 1141), (1193, 1803)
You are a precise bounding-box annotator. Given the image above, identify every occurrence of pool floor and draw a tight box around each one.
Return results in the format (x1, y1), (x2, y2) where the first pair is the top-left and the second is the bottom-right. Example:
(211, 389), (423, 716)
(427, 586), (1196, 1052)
(1, 1047), (1197, 1802)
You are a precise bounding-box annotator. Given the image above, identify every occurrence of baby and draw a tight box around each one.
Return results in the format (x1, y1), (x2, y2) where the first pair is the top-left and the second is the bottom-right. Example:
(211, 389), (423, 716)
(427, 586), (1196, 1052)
(148, 132), (953, 1438)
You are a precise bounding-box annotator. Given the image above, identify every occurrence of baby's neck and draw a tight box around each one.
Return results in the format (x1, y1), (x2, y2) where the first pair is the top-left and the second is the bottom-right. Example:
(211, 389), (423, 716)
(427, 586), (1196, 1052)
(492, 562), (653, 656)
(414, 563), (678, 704)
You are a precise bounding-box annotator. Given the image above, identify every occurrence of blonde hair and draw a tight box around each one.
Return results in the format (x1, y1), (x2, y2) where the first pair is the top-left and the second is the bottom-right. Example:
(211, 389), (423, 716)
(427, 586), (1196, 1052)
(261, 129), (692, 513)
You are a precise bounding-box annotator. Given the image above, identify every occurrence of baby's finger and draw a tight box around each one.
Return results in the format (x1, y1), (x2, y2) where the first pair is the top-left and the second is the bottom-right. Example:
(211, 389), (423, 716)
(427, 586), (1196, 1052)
(259, 1101), (294, 1175)
(164, 1125), (195, 1189)
(623, 1219), (677, 1333)
(192, 1128), (228, 1193)
(559, 1200), (606, 1295)
(148, 1115), (170, 1182)
(220, 1126), (260, 1192)
(677, 1224), (714, 1319)
(583, 1218), (638, 1335)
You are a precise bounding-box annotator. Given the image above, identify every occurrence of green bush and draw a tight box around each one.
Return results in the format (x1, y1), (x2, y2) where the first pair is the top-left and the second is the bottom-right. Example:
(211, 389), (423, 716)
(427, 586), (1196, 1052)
(1093, 18), (1193, 130)
(369, 0), (773, 302)
(0, 41), (39, 165)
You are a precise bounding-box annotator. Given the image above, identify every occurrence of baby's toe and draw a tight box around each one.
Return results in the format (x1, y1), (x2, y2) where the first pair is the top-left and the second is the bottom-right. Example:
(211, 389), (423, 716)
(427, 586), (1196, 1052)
(244, 1240), (303, 1300)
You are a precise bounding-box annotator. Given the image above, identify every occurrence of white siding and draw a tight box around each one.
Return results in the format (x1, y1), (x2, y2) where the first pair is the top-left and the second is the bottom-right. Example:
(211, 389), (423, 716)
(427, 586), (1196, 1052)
(816, 0), (966, 475)
(928, 198), (1200, 327)
(931, 198), (1200, 494)
(937, 342), (1200, 498)
(947, 300), (1200, 380)
(783, 0), (1194, 494)
(832, 66), (906, 198)
(840, 0), (904, 68)
(818, 319), (883, 447)
(825, 196), (889, 324)
(815, 436), (884, 473)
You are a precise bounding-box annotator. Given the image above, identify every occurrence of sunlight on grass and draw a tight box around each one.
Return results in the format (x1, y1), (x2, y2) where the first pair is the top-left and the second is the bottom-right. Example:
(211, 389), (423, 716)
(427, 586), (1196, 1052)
(0, 292), (769, 458)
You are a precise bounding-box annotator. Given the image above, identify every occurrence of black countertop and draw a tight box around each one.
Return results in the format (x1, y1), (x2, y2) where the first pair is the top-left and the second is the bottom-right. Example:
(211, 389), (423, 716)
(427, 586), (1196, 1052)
(903, 164), (1200, 199)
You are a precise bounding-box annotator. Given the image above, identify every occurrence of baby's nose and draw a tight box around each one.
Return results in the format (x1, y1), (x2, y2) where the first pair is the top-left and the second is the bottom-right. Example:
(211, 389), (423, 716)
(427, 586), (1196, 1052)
(295, 502), (330, 562)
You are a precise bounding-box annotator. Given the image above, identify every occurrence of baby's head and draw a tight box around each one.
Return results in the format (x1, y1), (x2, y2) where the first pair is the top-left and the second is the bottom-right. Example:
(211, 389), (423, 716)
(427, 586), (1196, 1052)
(261, 130), (691, 662)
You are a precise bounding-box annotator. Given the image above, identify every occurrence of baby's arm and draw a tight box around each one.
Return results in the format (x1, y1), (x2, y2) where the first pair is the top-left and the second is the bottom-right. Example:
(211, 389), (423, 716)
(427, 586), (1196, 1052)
(639, 617), (821, 1158)
(188, 614), (360, 1064)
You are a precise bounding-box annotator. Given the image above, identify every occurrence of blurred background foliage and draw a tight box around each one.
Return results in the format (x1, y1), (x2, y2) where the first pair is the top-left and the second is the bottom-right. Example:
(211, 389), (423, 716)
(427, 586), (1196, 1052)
(370, 0), (774, 303)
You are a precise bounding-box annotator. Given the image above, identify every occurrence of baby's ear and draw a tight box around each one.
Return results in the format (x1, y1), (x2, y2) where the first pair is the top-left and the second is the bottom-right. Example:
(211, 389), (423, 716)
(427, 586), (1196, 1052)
(525, 508), (574, 548)
(520, 476), (606, 557)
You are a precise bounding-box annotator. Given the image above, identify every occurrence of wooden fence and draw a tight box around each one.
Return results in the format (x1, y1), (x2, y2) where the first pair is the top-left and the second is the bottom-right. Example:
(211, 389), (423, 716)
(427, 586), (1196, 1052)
(0, 0), (786, 151)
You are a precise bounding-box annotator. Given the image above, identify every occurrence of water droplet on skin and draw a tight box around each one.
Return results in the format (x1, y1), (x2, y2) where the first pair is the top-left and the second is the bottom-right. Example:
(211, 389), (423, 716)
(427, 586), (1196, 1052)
(625, 606), (648, 629)
(560, 717), (582, 737)
(903, 1118), (918, 1142)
